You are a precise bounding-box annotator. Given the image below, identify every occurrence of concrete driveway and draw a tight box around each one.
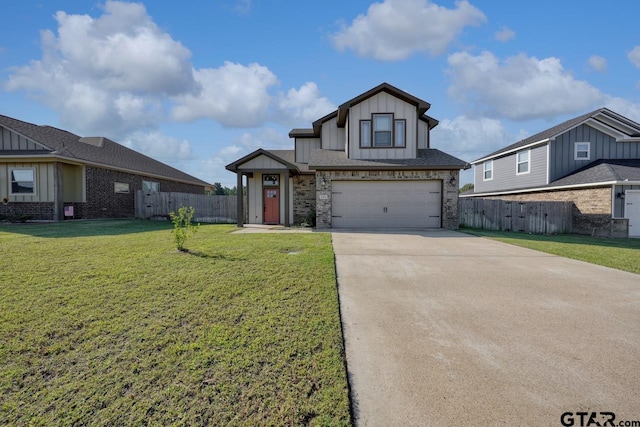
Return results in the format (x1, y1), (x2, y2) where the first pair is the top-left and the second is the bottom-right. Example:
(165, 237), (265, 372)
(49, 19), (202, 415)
(333, 229), (640, 426)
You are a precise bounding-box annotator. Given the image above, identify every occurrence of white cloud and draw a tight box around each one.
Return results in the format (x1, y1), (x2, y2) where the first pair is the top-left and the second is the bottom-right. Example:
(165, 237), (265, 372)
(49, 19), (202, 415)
(603, 96), (640, 123)
(235, 127), (292, 149)
(628, 46), (640, 68)
(4, 1), (193, 137)
(431, 115), (514, 161)
(587, 55), (607, 72)
(494, 27), (515, 42)
(276, 82), (336, 125)
(331, 0), (486, 61)
(446, 51), (604, 120)
(122, 131), (196, 161)
(171, 62), (278, 127)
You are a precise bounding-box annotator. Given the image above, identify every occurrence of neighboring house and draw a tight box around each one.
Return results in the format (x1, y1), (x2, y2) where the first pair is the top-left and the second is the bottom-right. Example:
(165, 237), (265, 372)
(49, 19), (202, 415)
(226, 83), (469, 229)
(462, 108), (640, 236)
(0, 114), (210, 221)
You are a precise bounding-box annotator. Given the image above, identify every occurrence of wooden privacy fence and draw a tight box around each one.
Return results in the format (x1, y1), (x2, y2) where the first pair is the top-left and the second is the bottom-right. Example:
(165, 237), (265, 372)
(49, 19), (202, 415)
(459, 198), (573, 234)
(135, 191), (244, 223)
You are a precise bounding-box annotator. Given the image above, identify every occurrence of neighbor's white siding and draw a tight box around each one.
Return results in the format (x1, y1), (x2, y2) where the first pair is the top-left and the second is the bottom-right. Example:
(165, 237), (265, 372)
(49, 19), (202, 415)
(348, 92), (418, 160)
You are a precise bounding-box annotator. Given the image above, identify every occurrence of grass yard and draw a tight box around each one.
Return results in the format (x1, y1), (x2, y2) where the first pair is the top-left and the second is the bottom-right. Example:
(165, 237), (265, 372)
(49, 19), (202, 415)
(0, 220), (351, 426)
(461, 228), (640, 274)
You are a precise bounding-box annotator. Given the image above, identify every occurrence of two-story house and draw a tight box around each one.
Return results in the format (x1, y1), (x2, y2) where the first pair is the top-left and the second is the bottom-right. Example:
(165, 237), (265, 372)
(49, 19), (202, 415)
(226, 83), (469, 229)
(462, 108), (640, 236)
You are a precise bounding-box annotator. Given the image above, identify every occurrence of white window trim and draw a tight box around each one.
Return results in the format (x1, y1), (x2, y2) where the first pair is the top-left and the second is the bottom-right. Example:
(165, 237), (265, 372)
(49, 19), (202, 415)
(483, 160), (493, 181)
(114, 182), (130, 194)
(574, 142), (591, 161)
(142, 180), (160, 192)
(516, 150), (531, 175)
(9, 167), (36, 195)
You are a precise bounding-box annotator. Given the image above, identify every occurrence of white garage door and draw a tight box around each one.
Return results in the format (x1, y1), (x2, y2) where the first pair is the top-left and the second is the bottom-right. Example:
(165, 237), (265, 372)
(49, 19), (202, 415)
(626, 190), (640, 237)
(331, 180), (441, 228)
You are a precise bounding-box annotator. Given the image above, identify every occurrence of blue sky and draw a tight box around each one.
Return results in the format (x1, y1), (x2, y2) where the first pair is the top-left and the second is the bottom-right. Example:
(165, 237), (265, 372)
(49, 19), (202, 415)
(2, 0), (639, 187)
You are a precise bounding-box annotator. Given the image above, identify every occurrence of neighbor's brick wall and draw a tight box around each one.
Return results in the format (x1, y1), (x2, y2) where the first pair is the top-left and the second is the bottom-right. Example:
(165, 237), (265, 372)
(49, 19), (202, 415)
(83, 166), (205, 219)
(293, 174), (316, 225)
(315, 169), (460, 229)
(486, 187), (612, 235)
(0, 202), (55, 221)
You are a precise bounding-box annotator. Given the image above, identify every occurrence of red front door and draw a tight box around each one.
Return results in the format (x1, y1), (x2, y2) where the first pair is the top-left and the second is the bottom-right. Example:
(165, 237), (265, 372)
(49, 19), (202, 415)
(263, 188), (280, 224)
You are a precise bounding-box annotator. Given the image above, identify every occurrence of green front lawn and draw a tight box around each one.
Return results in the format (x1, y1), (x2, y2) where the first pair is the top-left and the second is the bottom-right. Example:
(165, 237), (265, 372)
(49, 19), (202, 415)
(461, 229), (640, 274)
(0, 220), (350, 426)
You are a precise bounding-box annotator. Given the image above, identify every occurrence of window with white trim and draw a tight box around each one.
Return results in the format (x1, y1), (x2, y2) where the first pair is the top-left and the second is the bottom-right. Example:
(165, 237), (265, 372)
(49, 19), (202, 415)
(114, 182), (130, 194)
(360, 114), (406, 148)
(10, 168), (35, 195)
(516, 150), (530, 174)
(483, 160), (493, 180)
(574, 142), (590, 160)
(142, 180), (160, 192)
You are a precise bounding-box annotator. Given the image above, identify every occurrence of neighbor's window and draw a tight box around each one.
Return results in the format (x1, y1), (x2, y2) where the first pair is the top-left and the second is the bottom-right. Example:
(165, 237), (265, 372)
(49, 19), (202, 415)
(114, 182), (130, 193)
(483, 160), (493, 180)
(361, 114), (407, 148)
(575, 142), (590, 160)
(142, 180), (160, 192)
(516, 150), (530, 174)
(10, 168), (35, 194)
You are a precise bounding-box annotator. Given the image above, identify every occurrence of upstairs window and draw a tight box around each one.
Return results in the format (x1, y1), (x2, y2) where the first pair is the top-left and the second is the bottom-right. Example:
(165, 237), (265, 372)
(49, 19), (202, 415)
(516, 150), (530, 175)
(10, 168), (35, 195)
(483, 160), (493, 181)
(143, 180), (160, 192)
(360, 114), (406, 148)
(574, 142), (590, 160)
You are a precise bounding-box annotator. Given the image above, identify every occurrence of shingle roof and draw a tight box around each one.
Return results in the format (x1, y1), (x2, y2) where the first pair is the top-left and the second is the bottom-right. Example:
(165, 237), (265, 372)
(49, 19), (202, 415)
(550, 159), (640, 186)
(0, 114), (210, 186)
(308, 149), (469, 170)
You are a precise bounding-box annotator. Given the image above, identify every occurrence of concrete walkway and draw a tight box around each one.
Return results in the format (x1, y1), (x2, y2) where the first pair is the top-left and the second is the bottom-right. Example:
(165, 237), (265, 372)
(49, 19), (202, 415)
(333, 229), (640, 426)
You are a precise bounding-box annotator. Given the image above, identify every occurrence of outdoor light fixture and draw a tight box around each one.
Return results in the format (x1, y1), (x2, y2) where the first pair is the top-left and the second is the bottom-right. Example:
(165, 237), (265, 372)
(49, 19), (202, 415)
(617, 192), (625, 199)
(449, 176), (456, 185)
(320, 177), (327, 186)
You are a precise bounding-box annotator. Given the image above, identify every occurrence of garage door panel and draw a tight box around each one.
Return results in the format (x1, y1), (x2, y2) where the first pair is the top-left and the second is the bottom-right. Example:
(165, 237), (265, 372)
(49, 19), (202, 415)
(331, 180), (441, 228)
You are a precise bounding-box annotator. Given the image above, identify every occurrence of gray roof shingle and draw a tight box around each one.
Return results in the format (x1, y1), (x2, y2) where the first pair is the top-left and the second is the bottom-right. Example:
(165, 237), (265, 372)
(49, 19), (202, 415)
(550, 159), (640, 186)
(0, 114), (210, 186)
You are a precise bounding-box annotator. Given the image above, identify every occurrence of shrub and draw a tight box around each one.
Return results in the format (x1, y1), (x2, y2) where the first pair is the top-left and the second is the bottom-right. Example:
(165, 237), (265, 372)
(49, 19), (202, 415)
(301, 209), (316, 228)
(169, 206), (200, 251)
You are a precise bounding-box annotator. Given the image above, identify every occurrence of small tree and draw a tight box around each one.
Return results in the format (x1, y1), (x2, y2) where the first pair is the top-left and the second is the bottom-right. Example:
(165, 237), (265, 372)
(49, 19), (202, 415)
(169, 206), (200, 252)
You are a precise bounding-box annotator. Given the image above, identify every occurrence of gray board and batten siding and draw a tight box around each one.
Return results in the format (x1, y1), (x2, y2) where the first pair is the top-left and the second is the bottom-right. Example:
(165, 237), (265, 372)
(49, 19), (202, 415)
(549, 124), (640, 182)
(475, 144), (548, 193)
(295, 138), (321, 164)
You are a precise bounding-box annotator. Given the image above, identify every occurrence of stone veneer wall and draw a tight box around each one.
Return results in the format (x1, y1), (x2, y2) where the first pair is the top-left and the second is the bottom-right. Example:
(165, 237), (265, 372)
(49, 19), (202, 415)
(315, 169), (460, 229)
(83, 166), (205, 219)
(292, 174), (316, 225)
(0, 202), (55, 221)
(485, 187), (612, 235)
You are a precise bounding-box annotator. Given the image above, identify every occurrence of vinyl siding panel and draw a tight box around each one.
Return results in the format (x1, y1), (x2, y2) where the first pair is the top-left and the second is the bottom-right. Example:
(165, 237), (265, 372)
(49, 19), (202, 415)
(1, 161), (55, 202)
(475, 144), (548, 193)
(295, 138), (321, 163)
(237, 155), (288, 170)
(0, 126), (49, 151)
(348, 92), (417, 160)
(246, 174), (262, 224)
(417, 120), (429, 149)
(550, 124), (640, 181)
(320, 117), (345, 150)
